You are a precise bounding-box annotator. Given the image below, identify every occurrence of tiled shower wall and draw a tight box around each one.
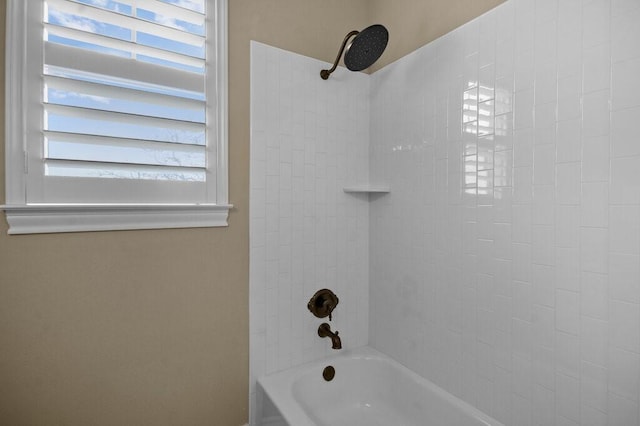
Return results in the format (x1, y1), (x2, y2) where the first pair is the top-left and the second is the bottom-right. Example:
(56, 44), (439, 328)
(249, 42), (370, 424)
(369, 0), (640, 424)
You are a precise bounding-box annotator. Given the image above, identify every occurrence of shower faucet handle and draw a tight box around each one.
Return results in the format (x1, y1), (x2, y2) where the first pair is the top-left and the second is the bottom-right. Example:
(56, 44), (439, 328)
(322, 298), (335, 321)
(308, 289), (339, 321)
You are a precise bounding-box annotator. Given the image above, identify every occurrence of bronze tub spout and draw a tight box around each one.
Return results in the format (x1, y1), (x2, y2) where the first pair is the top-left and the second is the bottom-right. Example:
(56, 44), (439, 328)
(318, 323), (342, 349)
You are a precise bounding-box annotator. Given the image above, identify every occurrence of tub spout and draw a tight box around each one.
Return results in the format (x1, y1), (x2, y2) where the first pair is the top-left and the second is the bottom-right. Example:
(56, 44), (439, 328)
(318, 323), (342, 349)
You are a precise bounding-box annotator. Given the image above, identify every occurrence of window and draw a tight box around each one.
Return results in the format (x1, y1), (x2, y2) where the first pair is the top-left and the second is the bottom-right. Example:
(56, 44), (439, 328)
(3, 0), (230, 234)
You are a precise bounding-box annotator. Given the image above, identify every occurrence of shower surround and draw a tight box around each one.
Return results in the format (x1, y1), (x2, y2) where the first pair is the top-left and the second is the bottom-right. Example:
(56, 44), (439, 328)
(249, 42), (370, 424)
(251, 0), (640, 424)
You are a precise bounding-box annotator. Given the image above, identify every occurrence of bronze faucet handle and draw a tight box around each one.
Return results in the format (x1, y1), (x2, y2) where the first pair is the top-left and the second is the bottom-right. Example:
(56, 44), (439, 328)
(308, 289), (339, 320)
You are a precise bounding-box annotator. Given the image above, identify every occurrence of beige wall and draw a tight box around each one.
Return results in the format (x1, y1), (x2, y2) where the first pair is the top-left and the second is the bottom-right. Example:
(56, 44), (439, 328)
(0, 1), (502, 424)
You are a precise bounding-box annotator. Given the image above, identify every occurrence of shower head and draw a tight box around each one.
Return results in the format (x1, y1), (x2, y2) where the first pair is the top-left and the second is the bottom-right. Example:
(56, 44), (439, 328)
(320, 24), (389, 80)
(344, 24), (389, 72)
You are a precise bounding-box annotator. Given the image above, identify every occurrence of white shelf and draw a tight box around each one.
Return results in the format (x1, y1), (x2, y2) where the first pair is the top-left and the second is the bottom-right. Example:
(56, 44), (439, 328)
(343, 186), (390, 193)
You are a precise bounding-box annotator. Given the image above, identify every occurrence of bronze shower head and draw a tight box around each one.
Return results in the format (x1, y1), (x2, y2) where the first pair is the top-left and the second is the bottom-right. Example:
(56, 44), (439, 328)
(320, 24), (389, 80)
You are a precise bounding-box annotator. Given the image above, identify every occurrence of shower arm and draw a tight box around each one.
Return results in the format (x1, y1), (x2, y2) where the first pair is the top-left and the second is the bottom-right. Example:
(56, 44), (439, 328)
(320, 30), (359, 80)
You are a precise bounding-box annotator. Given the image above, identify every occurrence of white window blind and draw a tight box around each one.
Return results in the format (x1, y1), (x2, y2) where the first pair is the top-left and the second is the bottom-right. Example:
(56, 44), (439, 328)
(3, 0), (230, 233)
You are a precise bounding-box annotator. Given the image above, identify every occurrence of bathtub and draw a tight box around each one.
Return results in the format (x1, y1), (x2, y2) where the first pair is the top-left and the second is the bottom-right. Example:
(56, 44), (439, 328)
(256, 346), (503, 426)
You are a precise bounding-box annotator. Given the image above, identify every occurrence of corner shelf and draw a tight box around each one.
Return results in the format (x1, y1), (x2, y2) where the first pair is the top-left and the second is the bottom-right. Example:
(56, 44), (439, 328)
(343, 186), (390, 194)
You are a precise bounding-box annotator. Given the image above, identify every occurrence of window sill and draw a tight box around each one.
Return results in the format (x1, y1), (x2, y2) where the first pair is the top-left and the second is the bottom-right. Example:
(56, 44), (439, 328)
(1, 203), (233, 234)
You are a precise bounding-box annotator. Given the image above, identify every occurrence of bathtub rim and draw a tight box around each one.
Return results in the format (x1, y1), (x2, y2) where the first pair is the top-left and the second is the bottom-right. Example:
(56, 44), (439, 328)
(257, 345), (503, 426)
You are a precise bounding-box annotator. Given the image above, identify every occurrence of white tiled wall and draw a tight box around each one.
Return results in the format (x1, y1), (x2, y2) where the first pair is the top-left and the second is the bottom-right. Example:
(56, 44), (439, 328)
(369, 0), (640, 424)
(249, 42), (370, 425)
(251, 0), (640, 424)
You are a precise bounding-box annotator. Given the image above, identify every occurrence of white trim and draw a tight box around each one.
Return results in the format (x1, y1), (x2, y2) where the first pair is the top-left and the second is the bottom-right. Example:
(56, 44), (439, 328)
(214, 0), (229, 205)
(5, 0), (28, 204)
(1, 203), (232, 234)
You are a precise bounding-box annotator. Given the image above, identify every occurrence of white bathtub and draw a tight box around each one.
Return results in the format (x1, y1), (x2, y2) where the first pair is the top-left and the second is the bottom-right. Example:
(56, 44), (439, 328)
(257, 346), (503, 426)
